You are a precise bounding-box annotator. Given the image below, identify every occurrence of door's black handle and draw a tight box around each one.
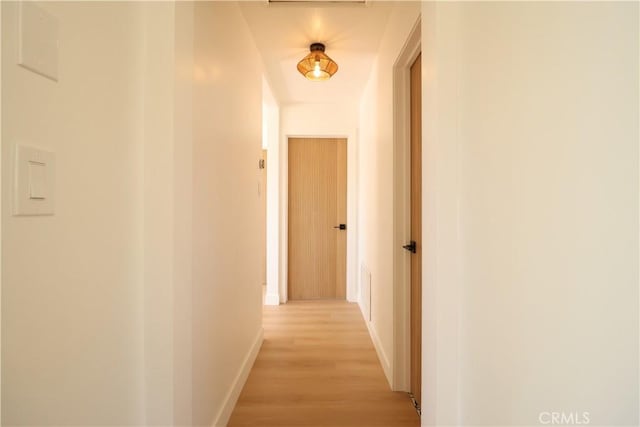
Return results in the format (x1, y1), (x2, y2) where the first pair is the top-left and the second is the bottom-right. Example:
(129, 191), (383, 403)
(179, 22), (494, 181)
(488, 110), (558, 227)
(333, 224), (347, 230)
(403, 241), (417, 253)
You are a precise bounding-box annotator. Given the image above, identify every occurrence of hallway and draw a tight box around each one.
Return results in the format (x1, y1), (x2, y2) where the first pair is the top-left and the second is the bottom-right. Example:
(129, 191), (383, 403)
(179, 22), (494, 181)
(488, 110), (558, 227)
(2, 1), (638, 426)
(228, 301), (419, 427)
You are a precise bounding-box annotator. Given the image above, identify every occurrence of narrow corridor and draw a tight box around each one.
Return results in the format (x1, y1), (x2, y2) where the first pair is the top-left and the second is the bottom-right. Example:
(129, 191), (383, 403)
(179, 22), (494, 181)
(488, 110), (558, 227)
(228, 301), (419, 427)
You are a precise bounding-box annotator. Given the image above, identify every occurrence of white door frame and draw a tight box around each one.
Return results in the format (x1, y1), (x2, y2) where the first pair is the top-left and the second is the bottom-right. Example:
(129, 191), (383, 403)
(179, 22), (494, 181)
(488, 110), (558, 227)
(1, 2), (4, 418)
(392, 17), (421, 392)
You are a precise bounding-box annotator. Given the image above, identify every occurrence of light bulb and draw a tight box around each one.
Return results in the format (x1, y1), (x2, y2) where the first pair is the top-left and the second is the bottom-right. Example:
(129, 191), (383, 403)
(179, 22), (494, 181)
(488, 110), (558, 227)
(313, 61), (321, 78)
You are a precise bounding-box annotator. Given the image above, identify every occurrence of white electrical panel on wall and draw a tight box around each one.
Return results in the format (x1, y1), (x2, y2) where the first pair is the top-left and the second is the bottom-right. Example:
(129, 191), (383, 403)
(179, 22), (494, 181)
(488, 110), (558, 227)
(18, 1), (59, 81)
(14, 145), (56, 216)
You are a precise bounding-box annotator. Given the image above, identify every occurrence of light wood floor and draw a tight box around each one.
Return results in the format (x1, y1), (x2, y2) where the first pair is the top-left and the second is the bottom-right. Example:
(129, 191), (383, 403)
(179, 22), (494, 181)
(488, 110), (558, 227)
(228, 300), (420, 427)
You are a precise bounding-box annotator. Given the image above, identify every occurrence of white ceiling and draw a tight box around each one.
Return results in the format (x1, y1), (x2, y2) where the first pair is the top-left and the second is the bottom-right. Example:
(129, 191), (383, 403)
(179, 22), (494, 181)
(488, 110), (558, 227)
(239, 1), (394, 106)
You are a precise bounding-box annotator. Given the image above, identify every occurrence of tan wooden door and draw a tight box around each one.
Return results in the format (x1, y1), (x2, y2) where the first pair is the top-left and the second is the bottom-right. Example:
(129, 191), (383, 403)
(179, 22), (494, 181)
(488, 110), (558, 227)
(410, 53), (423, 408)
(288, 138), (347, 300)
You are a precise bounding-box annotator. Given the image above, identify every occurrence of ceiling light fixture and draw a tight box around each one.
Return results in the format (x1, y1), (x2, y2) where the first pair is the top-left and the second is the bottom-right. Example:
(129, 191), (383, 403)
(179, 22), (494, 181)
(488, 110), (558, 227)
(297, 43), (338, 81)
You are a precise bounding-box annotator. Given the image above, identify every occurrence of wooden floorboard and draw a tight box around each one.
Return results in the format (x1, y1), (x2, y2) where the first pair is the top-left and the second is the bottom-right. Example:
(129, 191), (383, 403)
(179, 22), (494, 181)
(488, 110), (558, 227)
(228, 300), (420, 427)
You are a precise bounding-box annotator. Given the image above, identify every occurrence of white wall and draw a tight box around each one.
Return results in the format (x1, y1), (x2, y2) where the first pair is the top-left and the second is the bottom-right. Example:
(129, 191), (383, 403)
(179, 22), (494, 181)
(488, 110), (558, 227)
(279, 103), (359, 303)
(421, 2), (639, 426)
(2, 2), (266, 426)
(141, 2), (177, 424)
(172, 3), (195, 425)
(138, 3), (266, 425)
(357, 2), (421, 387)
(190, 2), (264, 426)
(263, 78), (281, 306)
(140, 2), (197, 425)
(1, 2), (145, 424)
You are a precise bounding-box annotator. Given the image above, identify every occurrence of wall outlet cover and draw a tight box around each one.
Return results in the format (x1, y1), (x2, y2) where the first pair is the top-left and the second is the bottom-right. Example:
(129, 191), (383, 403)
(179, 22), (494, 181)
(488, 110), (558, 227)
(18, 2), (59, 82)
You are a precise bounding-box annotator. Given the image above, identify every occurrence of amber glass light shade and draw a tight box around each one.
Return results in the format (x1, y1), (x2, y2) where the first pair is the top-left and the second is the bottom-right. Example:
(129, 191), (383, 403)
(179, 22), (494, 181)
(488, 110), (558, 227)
(297, 43), (338, 81)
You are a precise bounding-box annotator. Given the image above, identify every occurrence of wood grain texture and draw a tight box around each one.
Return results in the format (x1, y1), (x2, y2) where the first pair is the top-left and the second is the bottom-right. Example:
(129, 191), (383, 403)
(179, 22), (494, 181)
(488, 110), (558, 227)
(410, 53), (423, 407)
(228, 301), (420, 427)
(288, 138), (347, 300)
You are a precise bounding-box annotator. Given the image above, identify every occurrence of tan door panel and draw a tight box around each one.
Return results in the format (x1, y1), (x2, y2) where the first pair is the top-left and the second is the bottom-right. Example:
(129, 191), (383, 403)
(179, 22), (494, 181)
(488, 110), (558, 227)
(288, 138), (347, 300)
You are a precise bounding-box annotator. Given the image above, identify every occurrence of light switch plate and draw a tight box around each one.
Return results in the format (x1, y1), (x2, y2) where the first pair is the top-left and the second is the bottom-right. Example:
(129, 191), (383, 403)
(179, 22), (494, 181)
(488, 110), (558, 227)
(14, 145), (55, 216)
(28, 161), (47, 199)
(18, 2), (59, 82)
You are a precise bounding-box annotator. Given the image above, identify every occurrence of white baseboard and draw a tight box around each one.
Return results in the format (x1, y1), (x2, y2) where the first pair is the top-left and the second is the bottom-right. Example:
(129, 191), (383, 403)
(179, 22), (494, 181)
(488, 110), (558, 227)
(358, 297), (367, 321)
(357, 301), (393, 389)
(212, 327), (264, 427)
(264, 292), (280, 306)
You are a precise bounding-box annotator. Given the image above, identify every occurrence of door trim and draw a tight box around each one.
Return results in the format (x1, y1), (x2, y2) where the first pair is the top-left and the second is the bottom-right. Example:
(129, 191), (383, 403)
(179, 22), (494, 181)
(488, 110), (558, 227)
(0, 3), (4, 418)
(392, 16), (421, 392)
